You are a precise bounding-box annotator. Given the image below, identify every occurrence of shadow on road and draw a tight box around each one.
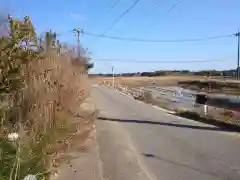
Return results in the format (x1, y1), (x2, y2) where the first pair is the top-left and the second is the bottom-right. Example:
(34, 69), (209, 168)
(176, 111), (240, 132)
(141, 153), (234, 179)
(98, 117), (240, 133)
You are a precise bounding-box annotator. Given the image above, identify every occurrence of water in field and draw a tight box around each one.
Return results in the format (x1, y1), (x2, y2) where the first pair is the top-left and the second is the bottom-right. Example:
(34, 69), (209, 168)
(142, 86), (195, 110)
(143, 85), (240, 111)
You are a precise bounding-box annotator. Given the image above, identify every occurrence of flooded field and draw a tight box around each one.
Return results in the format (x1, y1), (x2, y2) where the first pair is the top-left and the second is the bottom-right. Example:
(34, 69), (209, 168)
(179, 79), (240, 96)
(130, 84), (240, 110)
(105, 81), (240, 127)
(142, 86), (196, 110)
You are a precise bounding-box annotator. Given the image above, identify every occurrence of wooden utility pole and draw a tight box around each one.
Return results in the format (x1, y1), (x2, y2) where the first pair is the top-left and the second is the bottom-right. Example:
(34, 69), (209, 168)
(73, 28), (81, 58)
(112, 66), (115, 88)
(234, 31), (240, 80)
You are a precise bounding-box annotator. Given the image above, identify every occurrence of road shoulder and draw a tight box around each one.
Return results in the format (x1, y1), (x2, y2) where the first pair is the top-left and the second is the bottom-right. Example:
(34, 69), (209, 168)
(54, 98), (103, 180)
(95, 117), (156, 180)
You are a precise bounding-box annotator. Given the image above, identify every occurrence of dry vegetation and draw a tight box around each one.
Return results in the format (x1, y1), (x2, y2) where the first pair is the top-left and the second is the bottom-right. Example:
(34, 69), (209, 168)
(93, 76), (240, 95)
(91, 76), (207, 88)
(0, 15), (94, 180)
(179, 80), (240, 95)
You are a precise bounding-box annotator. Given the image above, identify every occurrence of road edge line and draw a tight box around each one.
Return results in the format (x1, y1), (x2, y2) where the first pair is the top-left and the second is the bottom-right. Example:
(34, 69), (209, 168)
(152, 106), (176, 114)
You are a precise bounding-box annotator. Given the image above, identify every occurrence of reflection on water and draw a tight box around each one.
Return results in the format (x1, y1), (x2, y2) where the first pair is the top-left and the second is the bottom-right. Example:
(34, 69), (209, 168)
(144, 86), (240, 111)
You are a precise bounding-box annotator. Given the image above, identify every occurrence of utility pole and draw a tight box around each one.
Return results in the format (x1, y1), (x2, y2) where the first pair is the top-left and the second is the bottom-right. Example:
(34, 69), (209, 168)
(234, 30), (240, 80)
(73, 28), (81, 58)
(112, 66), (115, 88)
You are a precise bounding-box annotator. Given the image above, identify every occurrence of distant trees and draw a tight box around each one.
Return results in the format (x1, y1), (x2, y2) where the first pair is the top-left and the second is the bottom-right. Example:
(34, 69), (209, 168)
(91, 69), (237, 77)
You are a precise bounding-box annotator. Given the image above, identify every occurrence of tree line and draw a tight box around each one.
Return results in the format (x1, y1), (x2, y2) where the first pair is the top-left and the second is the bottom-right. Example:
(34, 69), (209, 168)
(90, 69), (238, 77)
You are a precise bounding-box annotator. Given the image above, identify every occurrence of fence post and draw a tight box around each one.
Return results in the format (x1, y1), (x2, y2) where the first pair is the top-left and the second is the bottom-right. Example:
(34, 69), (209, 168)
(204, 104), (208, 116)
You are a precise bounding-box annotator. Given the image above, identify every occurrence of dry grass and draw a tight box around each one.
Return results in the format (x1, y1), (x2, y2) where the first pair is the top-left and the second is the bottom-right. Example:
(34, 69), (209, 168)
(94, 76), (240, 96)
(134, 91), (174, 111)
(0, 51), (93, 180)
(179, 80), (240, 95)
(91, 76), (207, 87)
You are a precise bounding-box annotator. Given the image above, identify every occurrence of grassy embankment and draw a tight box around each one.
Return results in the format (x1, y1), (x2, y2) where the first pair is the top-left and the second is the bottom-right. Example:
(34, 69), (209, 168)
(93, 76), (240, 96)
(0, 15), (94, 180)
(178, 80), (240, 96)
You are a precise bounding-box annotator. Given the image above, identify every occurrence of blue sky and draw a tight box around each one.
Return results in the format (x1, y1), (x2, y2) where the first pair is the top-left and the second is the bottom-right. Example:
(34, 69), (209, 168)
(1, 0), (240, 73)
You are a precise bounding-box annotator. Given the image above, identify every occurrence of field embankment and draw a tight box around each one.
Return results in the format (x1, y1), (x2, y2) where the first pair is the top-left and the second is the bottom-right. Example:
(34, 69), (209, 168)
(93, 76), (240, 96)
(91, 75), (205, 87)
(179, 80), (240, 96)
(101, 80), (240, 130)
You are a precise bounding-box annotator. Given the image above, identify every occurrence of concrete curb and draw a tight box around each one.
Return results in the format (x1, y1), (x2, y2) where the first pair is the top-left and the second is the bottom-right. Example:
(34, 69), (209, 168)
(152, 106), (176, 114)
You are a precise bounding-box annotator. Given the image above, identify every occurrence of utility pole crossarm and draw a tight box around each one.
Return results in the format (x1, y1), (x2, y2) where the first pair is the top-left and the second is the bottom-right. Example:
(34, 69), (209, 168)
(234, 32), (240, 36)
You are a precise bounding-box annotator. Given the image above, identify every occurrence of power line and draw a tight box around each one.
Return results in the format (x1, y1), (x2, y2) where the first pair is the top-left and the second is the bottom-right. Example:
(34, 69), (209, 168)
(82, 30), (234, 43)
(167, 0), (181, 13)
(88, 1), (122, 33)
(144, 1), (181, 31)
(108, 0), (120, 12)
(91, 58), (226, 63)
(101, 0), (141, 36)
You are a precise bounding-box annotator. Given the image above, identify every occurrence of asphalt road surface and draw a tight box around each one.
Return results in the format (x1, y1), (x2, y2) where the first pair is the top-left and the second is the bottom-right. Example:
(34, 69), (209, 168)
(92, 85), (240, 180)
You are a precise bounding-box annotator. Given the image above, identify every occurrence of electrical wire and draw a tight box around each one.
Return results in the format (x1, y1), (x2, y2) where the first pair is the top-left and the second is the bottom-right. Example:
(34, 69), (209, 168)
(89, 0), (121, 32)
(167, 0), (181, 13)
(108, 0), (120, 12)
(142, 1), (180, 32)
(101, 0), (141, 36)
(82, 30), (234, 43)
(91, 58), (226, 63)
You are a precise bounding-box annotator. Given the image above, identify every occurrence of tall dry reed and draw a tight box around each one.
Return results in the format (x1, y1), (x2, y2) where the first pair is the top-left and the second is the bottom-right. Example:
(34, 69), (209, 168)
(1, 50), (93, 180)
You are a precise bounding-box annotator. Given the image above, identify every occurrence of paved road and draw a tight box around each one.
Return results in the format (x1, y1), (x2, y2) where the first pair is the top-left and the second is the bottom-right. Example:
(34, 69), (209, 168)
(92, 85), (240, 180)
